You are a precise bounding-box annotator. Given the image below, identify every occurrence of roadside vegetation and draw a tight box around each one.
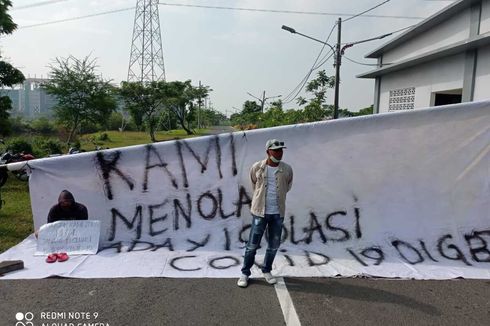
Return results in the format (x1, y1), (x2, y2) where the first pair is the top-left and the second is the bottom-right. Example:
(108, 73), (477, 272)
(0, 177), (32, 253)
(0, 1), (373, 253)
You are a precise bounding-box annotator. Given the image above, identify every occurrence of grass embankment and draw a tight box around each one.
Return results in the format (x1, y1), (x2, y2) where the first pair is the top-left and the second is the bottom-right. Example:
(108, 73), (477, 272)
(0, 129), (209, 254)
(80, 129), (209, 150)
(0, 177), (32, 253)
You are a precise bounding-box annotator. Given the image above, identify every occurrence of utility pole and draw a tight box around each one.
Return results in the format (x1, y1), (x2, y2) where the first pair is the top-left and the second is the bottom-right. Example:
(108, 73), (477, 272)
(283, 21), (392, 120)
(334, 17), (342, 120)
(198, 80), (202, 129)
(261, 91), (266, 113)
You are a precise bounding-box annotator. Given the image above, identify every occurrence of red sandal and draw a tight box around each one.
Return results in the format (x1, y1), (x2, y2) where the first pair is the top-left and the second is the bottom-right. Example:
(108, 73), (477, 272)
(57, 252), (69, 262)
(46, 253), (57, 263)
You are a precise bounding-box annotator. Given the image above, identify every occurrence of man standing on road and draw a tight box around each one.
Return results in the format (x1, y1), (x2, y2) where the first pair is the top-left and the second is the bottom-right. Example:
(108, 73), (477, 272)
(237, 139), (293, 288)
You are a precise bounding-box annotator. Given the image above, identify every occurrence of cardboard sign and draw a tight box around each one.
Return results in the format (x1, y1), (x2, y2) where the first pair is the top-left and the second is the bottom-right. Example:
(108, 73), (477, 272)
(36, 221), (100, 255)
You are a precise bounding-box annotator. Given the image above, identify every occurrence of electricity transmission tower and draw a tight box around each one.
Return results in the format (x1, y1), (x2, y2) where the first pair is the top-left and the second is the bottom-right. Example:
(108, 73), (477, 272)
(127, 0), (166, 82)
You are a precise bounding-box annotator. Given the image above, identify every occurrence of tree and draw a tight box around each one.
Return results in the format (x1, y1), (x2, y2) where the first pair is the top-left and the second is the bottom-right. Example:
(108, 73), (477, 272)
(355, 105), (374, 116)
(119, 80), (211, 139)
(165, 80), (210, 135)
(269, 99), (283, 110)
(193, 83), (211, 129)
(0, 97), (13, 135)
(119, 81), (166, 142)
(43, 56), (116, 144)
(31, 117), (55, 134)
(198, 107), (226, 127)
(304, 70), (335, 105)
(297, 70), (335, 122)
(0, 0), (25, 136)
(242, 100), (261, 114)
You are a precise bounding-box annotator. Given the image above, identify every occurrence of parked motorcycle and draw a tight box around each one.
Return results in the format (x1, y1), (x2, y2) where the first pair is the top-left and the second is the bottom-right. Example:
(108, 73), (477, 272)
(0, 149), (35, 184)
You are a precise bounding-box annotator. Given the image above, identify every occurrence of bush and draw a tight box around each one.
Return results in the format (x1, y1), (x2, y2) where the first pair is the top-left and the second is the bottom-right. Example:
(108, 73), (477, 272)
(80, 121), (99, 134)
(32, 137), (63, 157)
(70, 140), (81, 150)
(107, 112), (123, 131)
(96, 132), (110, 142)
(9, 116), (30, 134)
(30, 117), (55, 135)
(124, 118), (138, 131)
(5, 137), (33, 154)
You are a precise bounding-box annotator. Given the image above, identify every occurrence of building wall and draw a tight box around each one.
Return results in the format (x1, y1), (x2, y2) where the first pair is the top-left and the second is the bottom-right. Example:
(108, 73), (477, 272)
(474, 44), (490, 100)
(383, 7), (471, 64)
(1, 79), (57, 119)
(480, 0), (490, 34)
(0, 89), (21, 112)
(378, 53), (465, 113)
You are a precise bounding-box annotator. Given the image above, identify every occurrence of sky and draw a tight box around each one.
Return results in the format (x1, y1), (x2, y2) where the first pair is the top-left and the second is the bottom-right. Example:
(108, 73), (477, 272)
(1, 0), (455, 116)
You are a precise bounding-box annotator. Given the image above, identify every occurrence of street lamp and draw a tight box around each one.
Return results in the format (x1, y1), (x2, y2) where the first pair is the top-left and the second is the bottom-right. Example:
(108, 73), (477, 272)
(281, 25), (336, 53)
(282, 23), (340, 119)
(283, 22), (398, 119)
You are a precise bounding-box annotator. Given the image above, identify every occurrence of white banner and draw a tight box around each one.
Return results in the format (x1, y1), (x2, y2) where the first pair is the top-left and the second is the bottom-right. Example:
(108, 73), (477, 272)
(0, 101), (489, 279)
(35, 221), (100, 256)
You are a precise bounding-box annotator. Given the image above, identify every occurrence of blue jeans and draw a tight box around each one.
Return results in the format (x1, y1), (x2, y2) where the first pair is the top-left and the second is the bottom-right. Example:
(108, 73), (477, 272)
(241, 214), (284, 276)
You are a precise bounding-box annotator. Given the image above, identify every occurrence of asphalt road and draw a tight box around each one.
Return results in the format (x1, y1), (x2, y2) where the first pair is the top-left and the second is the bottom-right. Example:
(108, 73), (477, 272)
(205, 126), (236, 135)
(1, 277), (489, 326)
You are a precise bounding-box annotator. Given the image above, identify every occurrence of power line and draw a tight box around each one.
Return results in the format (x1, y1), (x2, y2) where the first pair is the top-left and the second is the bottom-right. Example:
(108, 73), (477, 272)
(342, 24), (415, 45)
(314, 51), (335, 70)
(343, 55), (382, 66)
(283, 32), (336, 103)
(158, 2), (425, 20)
(343, 0), (391, 23)
(312, 23), (339, 69)
(283, 50), (334, 104)
(12, 4), (424, 31)
(12, 0), (73, 11)
(282, 23), (335, 103)
(17, 7), (134, 29)
(283, 23), (337, 104)
(282, 21), (413, 103)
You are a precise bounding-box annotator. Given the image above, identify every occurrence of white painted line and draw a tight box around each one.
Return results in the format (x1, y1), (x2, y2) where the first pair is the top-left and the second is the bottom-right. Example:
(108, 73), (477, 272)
(274, 277), (302, 326)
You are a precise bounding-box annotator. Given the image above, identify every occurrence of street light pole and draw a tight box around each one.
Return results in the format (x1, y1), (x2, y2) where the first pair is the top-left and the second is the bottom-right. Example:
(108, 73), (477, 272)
(333, 18), (342, 119)
(198, 80), (202, 129)
(282, 22), (392, 119)
(281, 25), (335, 53)
(261, 90), (266, 113)
(282, 23), (339, 119)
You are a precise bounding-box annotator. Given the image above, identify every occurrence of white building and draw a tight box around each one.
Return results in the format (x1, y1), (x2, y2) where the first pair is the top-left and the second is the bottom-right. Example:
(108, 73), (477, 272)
(1, 78), (57, 118)
(358, 0), (490, 113)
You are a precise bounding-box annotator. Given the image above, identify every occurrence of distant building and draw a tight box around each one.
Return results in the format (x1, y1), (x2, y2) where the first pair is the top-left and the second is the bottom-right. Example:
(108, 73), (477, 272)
(358, 0), (490, 113)
(1, 78), (58, 119)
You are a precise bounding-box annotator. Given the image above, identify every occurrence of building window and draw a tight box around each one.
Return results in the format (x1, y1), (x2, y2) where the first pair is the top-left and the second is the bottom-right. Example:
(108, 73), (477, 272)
(432, 89), (462, 106)
(388, 87), (415, 111)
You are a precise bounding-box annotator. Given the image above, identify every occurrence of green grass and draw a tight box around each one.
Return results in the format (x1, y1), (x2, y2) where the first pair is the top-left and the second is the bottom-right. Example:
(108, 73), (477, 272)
(0, 128), (210, 254)
(0, 176), (33, 254)
(80, 129), (209, 150)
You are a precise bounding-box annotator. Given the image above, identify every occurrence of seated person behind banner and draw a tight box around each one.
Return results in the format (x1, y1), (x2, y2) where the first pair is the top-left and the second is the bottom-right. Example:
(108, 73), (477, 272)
(47, 190), (88, 223)
(35, 190), (88, 238)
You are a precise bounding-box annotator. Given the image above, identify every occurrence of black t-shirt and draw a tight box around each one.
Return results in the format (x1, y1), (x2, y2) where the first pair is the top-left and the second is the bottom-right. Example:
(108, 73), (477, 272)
(47, 203), (88, 223)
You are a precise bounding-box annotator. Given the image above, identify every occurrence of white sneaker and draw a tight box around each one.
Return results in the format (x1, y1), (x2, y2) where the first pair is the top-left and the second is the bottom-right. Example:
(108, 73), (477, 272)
(237, 274), (249, 288)
(263, 272), (277, 284)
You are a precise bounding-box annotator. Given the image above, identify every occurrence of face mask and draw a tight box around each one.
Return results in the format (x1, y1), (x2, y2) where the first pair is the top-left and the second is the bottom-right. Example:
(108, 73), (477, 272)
(269, 155), (281, 163)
